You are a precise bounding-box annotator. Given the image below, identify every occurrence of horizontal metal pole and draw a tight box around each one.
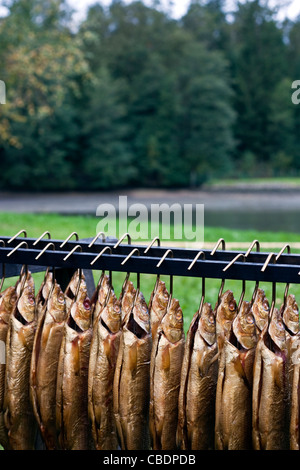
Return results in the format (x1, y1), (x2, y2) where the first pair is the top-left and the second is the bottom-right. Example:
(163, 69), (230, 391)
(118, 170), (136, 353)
(0, 245), (299, 284)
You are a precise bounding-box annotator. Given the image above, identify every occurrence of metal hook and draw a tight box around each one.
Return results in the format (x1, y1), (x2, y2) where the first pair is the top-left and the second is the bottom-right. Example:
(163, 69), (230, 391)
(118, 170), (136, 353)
(32, 231), (51, 246)
(121, 248), (140, 293)
(188, 250), (205, 271)
(88, 232), (106, 248)
(210, 238), (225, 256)
(35, 242), (55, 260)
(7, 230), (27, 244)
(210, 239), (226, 304)
(245, 240), (261, 304)
(156, 249), (174, 305)
(59, 232), (79, 248)
(261, 252), (277, 318)
(90, 245), (112, 266)
(7, 241), (28, 257)
(113, 233), (131, 249)
(275, 244), (291, 309)
(223, 253), (246, 310)
(245, 239), (260, 257)
(63, 244), (82, 261)
(144, 237), (161, 254)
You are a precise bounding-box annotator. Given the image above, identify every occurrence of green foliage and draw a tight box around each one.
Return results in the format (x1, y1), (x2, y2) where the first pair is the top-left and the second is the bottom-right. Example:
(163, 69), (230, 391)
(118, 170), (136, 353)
(0, 0), (299, 190)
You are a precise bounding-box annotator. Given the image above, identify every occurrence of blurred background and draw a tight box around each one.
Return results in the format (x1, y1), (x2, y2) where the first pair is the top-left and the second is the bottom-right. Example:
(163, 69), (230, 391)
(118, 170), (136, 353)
(1, 0), (300, 318)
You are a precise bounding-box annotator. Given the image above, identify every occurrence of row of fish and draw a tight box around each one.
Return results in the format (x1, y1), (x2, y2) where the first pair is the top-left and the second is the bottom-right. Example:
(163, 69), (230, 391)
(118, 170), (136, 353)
(0, 268), (298, 450)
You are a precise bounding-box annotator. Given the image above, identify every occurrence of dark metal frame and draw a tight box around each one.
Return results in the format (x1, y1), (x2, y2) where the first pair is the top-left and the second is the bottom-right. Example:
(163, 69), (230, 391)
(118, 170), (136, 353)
(0, 235), (299, 287)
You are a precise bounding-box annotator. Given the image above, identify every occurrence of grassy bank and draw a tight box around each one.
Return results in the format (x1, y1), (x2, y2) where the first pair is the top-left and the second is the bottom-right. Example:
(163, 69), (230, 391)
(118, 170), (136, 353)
(0, 211), (299, 331)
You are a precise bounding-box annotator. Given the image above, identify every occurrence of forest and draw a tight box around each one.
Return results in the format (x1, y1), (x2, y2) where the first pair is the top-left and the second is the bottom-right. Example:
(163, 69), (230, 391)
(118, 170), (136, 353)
(0, 0), (299, 191)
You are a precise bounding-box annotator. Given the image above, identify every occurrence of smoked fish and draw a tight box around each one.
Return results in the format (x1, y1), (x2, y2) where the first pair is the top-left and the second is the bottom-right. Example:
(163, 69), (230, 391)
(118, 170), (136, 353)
(148, 279), (170, 342)
(56, 275), (93, 450)
(113, 290), (152, 450)
(3, 281), (37, 450)
(0, 285), (17, 449)
(215, 290), (237, 352)
(177, 302), (217, 450)
(252, 288), (270, 334)
(30, 280), (67, 450)
(280, 294), (300, 449)
(215, 301), (257, 450)
(88, 285), (122, 450)
(252, 308), (289, 450)
(149, 297), (185, 450)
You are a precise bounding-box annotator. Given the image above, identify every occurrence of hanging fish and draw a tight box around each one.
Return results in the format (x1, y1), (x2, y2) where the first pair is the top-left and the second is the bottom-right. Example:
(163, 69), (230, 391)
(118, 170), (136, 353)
(177, 302), (217, 450)
(252, 307), (289, 450)
(56, 275), (93, 450)
(120, 279), (137, 327)
(113, 290), (152, 450)
(280, 294), (300, 450)
(30, 280), (67, 450)
(252, 288), (270, 334)
(148, 279), (170, 342)
(91, 273), (111, 326)
(149, 297), (185, 450)
(88, 285), (122, 450)
(215, 301), (257, 450)
(0, 285), (17, 449)
(215, 290), (237, 352)
(3, 280), (37, 450)
(35, 271), (53, 321)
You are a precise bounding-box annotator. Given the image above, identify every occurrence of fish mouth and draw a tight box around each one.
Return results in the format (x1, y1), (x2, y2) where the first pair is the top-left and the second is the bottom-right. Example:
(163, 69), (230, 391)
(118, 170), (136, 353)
(127, 311), (148, 339)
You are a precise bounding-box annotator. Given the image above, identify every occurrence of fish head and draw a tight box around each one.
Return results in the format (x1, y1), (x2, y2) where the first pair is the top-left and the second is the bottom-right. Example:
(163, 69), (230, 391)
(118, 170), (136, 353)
(47, 281), (66, 322)
(70, 282), (92, 331)
(282, 294), (299, 335)
(252, 288), (270, 331)
(17, 285), (36, 323)
(198, 302), (216, 346)
(218, 290), (237, 321)
(100, 290), (121, 334)
(97, 274), (111, 308)
(268, 308), (286, 350)
(131, 291), (150, 335)
(233, 301), (257, 350)
(0, 286), (17, 313)
(16, 270), (34, 297)
(161, 297), (184, 344)
(121, 280), (136, 324)
(151, 280), (169, 316)
(65, 270), (85, 303)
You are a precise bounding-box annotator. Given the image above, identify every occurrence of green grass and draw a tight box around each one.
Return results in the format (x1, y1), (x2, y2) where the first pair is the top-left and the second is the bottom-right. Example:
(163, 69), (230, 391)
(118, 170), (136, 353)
(207, 176), (300, 186)
(0, 211), (299, 332)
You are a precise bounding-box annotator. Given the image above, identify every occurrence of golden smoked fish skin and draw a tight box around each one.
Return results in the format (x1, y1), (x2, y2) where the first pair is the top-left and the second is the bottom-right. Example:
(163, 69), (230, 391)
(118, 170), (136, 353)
(280, 294), (300, 449)
(149, 297), (185, 450)
(56, 277), (93, 450)
(252, 308), (289, 450)
(0, 286), (17, 449)
(88, 287), (122, 450)
(177, 302), (217, 450)
(216, 290), (237, 351)
(113, 290), (152, 450)
(30, 280), (67, 450)
(252, 288), (270, 334)
(3, 283), (37, 450)
(215, 301), (257, 450)
(148, 279), (169, 341)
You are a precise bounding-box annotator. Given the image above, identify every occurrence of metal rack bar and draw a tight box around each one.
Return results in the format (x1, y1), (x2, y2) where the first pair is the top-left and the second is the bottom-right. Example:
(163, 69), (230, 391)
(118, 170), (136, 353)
(0, 235), (299, 285)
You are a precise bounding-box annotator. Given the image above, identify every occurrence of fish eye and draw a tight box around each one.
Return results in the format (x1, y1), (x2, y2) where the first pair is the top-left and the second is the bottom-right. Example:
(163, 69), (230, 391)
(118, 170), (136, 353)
(246, 314), (254, 324)
(83, 298), (91, 310)
(229, 301), (236, 311)
(58, 294), (65, 303)
(263, 300), (269, 310)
